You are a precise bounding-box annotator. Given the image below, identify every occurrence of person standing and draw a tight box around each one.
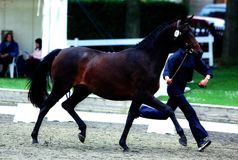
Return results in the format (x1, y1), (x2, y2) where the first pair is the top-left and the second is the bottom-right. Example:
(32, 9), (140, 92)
(140, 48), (213, 152)
(0, 33), (19, 77)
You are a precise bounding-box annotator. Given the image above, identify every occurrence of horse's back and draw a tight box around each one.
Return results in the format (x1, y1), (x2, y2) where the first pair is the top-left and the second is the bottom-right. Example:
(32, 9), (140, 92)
(51, 47), (100, 81)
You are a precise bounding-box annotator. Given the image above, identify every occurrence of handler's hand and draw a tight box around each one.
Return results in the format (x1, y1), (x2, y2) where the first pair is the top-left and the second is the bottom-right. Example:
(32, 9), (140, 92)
(198, 79), (208, 88)
(198, 75), (211, 88)
(0, 54), (9, 58)
(165, 76), (173, 85)
(166, 79), (173, 85)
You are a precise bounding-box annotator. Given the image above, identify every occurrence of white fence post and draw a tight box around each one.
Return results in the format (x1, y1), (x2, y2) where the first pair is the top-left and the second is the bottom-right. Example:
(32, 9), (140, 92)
(196, 34), (214, 67)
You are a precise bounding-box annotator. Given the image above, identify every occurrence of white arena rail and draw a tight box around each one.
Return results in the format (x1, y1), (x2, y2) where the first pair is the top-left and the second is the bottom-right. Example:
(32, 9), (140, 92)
(67, 38), (142, 47)
(67, 35), (214, 67)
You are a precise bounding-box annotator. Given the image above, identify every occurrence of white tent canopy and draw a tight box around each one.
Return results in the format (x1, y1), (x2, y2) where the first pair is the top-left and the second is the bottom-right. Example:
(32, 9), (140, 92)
(41, 0), (68, 57)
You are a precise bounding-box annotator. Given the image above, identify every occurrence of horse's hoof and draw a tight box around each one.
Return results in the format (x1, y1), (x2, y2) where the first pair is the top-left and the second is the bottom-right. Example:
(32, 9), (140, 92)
(78, 133), (85, 143)
(123, 146), (130, 152)
(32, 139), (39, 144)
(179, 135), (187, 146)
(119, 141), (129, 152)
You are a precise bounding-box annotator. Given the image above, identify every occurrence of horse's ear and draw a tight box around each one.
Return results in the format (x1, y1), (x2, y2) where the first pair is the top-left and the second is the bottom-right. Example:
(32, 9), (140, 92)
(181, 15), (194, 25)
(187, 15), (194, 24)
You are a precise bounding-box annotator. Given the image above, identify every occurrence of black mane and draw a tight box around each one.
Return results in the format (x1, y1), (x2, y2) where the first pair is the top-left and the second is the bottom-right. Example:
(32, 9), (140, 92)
(135, 21), (173, 50)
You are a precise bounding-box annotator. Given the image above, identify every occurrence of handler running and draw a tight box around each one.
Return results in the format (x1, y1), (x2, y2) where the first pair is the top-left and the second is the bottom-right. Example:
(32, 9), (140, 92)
(140, 48), (212, 152)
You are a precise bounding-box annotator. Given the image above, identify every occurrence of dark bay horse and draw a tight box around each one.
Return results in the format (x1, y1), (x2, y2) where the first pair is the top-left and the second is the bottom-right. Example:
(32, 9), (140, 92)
(28, 16), (202, 151)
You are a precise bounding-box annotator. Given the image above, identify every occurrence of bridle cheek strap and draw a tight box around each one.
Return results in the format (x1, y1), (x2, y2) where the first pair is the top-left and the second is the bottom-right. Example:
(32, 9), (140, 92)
(174, 20), (181, 39)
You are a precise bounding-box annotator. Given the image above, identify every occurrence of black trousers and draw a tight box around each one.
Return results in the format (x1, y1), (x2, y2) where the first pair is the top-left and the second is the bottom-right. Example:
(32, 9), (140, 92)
(0, 55), (13, 77)
(140, 86), (208, 145)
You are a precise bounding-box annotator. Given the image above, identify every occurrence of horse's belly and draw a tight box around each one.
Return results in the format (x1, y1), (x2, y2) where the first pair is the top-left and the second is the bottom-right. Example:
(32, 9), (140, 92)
(95, 93), (132, 101)
(90, 83), (133, 101)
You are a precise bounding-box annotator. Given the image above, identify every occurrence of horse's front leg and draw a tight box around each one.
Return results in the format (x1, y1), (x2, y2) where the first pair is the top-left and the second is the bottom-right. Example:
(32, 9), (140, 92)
(119, 100), (141, 151)
(144, 95), (187, 146)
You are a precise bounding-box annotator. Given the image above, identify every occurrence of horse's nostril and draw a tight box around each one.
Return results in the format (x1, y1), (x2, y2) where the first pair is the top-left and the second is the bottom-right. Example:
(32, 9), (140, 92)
(198, 50), (203, 55)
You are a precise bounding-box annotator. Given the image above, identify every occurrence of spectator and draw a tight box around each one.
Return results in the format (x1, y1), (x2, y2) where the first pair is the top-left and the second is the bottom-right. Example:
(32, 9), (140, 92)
(25, 38), (42, 78)
(0, 32), (19, 77)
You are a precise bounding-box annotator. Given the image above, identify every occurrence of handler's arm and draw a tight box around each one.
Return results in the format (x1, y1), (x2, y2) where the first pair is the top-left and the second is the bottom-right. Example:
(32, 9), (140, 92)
(163, 56), (175, 85)
(195, 60), (213, 87)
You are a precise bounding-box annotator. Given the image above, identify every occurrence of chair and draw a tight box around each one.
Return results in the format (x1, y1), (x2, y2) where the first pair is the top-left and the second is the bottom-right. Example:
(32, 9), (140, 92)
(8, 57), (18, 78)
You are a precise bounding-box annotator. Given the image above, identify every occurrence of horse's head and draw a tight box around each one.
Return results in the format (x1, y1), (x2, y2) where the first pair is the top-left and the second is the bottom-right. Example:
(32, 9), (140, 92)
(171, 15), (203, 56)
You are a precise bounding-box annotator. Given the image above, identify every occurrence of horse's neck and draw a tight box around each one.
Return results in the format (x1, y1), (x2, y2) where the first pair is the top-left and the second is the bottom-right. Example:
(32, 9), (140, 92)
(138, 27), (173, 55)
(135, 25), (174, 75)
(145, 34), (173, 74)
(153, 47), (171, 75)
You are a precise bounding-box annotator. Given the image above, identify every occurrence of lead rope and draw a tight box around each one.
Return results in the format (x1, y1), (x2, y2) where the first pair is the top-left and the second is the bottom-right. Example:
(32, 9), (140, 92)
(170, 52), (188, 80)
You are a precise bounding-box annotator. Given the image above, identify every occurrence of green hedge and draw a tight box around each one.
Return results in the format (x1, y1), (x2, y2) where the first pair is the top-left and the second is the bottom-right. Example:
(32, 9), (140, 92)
(68, 1), (188, 39)
(140, 2), (188, 36)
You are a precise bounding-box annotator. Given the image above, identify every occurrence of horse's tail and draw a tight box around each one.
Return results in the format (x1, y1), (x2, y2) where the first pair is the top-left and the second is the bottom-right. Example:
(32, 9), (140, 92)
(27, 49), (62, 108)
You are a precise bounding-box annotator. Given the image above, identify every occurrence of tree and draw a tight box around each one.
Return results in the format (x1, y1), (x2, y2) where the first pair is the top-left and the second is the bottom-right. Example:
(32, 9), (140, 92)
(182, 0), (190, 13)
(182, 0), (190, 7)
(125, 0), (140, 38)
(222, 1), (238, 65)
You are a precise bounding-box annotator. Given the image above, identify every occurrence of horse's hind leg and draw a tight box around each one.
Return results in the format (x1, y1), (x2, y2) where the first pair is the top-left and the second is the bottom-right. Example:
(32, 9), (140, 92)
(62, 85), (91, 143)
(31, 79), (73, 144)
(143, 95), (187, 146)
(119, 100), (142, 151)
(31, 91), (66, 144)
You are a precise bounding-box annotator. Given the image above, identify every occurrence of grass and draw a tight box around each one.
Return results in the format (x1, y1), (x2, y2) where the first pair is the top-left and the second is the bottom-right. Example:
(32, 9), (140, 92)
(0, 65), (237, 106)
(0, 78), (29, 90)
(159, 65), (238, 106)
